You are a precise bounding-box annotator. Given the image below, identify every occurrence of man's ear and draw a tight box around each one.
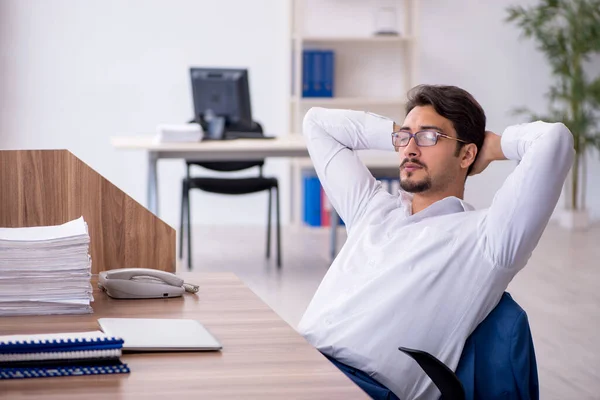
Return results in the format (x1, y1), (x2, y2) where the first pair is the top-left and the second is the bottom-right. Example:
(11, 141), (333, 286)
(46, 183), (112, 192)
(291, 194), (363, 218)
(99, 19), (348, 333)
(461, 143), (478, 170)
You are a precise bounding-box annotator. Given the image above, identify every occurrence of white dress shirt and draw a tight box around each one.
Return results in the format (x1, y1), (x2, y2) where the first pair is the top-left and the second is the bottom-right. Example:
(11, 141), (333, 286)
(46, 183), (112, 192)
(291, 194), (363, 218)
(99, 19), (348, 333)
(297, 107), (574, 400)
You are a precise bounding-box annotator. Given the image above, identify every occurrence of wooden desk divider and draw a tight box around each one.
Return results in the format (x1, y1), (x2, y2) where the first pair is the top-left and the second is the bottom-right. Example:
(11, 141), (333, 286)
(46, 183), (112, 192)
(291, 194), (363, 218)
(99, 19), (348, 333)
(0, 150), (175, 273)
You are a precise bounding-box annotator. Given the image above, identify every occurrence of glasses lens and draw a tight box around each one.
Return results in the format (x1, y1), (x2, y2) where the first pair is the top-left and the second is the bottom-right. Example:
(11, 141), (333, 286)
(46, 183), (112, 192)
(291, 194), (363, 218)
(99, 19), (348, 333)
(394, 132), (410, 147)
(415, 131), (438, 147)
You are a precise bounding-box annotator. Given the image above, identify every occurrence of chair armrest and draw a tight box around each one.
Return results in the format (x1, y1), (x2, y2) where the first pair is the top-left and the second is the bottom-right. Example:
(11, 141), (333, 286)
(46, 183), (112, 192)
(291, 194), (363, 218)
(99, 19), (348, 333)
(398, 347), (466, 400)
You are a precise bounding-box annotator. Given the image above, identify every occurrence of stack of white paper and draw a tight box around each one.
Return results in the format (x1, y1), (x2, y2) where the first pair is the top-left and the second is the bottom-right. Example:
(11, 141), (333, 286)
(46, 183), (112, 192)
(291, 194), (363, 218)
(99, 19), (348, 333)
(154, 123), (204, 143)
(0, 217), (93, 316)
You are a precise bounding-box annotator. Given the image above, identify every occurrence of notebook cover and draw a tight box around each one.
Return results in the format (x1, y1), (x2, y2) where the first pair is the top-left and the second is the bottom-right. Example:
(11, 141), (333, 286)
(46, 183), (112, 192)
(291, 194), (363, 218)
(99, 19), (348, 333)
(0, 357), (121, 368)
(0, 360), (130, 379)
(0, 347), (122, 363)
(0, 332), (124, 354)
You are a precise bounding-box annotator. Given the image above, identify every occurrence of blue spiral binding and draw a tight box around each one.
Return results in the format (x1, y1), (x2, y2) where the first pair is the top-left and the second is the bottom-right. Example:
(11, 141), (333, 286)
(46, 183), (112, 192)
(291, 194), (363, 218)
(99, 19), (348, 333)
(0, 337), (124, 354)
(0, 362), (130, 379)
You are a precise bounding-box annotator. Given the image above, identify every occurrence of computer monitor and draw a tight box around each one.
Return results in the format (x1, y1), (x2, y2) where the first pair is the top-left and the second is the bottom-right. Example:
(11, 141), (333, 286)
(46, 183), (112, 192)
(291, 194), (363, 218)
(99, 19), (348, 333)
(190, 68), (253, 139)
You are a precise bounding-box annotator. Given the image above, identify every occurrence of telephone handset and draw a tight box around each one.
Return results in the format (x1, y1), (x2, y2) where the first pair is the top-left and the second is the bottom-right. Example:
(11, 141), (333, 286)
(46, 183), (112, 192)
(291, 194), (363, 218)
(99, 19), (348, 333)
(98, 268), (199, 299)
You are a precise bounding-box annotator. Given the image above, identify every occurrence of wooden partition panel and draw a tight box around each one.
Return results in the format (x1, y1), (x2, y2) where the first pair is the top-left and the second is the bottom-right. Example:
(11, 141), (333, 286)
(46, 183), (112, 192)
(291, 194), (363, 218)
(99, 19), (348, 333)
(0, 150), (175, 273)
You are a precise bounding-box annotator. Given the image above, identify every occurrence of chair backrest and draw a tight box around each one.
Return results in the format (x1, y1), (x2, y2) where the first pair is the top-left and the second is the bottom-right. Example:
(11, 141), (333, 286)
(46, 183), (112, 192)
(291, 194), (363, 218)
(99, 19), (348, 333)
(398, 292), (539, 400)
(187, 120), (265, 174)
(454, 292), (539, 400)
(398, 347), (466, 399)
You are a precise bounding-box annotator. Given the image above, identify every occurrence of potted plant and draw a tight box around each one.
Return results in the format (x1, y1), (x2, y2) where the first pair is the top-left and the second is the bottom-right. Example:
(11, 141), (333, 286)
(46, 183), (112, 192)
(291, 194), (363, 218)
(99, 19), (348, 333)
(506, 0), (600, 229)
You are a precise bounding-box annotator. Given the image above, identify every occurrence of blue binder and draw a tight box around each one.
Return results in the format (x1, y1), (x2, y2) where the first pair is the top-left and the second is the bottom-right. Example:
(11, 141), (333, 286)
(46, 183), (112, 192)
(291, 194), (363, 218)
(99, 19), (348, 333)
(312, 51), (324, 96)
(322, 50), (334, 97)
(303, 176), (322, 226)
(302, 50), (313, 97)
(302, 50), (335, 98)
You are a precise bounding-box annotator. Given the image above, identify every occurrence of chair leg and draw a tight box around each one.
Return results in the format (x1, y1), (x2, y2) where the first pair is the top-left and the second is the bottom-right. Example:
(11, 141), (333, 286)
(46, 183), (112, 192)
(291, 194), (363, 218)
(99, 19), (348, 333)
(266, 188), (272, 259)
(179, 182), (186, 260)
(275, 185), (281, 268)
(186, 185), (192, 271)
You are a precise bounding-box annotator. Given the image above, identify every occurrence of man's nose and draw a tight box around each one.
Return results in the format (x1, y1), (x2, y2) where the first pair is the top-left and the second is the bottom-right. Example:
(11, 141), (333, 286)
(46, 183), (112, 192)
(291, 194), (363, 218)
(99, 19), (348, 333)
(402, 137), (421, 158)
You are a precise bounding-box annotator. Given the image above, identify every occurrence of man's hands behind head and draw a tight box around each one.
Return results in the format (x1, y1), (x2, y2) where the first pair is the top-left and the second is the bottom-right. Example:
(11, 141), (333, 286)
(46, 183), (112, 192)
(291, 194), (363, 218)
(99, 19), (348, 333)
(469, 131), (506, 176)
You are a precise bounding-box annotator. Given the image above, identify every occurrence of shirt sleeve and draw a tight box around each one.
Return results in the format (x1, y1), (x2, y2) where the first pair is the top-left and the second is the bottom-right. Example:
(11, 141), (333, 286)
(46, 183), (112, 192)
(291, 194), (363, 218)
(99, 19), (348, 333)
(302, 107), (395, 232)
(479, 121), (575, 270)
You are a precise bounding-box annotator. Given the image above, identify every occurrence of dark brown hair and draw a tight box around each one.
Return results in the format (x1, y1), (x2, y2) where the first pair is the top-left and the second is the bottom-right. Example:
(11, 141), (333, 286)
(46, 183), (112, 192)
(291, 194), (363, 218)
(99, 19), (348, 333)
(405, 85), (486, 175)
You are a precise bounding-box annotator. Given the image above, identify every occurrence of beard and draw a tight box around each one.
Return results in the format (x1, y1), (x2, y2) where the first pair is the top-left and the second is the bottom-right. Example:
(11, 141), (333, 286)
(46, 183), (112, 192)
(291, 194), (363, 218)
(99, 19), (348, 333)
(399, 158), (431, 193)
(400, 173), (432, 193)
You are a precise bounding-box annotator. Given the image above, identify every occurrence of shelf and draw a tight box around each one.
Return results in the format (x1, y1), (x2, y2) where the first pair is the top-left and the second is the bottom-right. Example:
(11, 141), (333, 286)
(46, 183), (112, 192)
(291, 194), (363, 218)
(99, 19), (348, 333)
(289, 0), (417, 227)
(291, 97), (406, 107)
(293, 35), (413, 44)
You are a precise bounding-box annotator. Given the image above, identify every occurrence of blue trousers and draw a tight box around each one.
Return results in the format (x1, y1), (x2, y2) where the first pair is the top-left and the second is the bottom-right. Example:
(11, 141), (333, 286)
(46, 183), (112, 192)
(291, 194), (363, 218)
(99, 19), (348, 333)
(323, 353), (401, 400)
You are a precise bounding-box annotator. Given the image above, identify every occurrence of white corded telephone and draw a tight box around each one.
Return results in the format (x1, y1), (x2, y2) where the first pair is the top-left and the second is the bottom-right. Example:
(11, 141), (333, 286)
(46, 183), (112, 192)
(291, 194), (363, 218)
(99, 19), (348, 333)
(98, 268), (199, 299)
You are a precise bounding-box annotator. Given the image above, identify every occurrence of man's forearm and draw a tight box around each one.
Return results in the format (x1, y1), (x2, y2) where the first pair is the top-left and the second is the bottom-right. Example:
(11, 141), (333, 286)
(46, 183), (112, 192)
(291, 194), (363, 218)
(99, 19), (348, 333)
(480, 121), (574, 269)
(301, 108), (395, 230)
(303, 108), (395, 152)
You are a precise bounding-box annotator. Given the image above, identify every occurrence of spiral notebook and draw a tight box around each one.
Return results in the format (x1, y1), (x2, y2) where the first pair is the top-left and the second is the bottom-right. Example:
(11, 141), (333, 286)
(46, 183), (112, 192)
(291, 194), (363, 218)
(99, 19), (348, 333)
(0, 331), (130, 379)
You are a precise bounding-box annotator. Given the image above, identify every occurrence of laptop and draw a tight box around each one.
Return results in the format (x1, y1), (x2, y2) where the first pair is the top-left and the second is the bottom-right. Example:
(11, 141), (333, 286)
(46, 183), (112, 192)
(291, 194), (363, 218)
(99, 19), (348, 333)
(97, 318), (222, 352)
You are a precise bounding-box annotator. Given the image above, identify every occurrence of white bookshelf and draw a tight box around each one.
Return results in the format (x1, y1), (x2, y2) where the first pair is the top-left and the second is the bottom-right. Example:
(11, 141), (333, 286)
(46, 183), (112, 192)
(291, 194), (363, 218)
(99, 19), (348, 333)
(295, 35), (413, 44)
(291, 97), (407, 107)
(288, 0), (418, 225)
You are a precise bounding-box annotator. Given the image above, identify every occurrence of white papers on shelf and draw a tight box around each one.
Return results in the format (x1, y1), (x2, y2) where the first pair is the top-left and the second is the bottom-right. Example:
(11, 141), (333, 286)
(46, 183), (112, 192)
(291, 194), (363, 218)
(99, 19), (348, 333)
(0, 217), (93, 316)
(154, 123), (204, 143)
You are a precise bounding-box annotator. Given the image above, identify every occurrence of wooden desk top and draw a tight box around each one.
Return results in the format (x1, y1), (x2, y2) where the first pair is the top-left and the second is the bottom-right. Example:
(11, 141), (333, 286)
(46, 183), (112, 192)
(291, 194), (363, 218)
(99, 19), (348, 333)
(110, 135), (307, 153)
(0, 273), (368, 400)
(110, 134), (400, 168)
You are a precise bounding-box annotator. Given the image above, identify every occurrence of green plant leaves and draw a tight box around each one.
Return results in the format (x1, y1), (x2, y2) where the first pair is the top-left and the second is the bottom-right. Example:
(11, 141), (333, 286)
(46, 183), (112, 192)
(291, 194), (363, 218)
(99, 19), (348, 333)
(507, 0), (600, 209)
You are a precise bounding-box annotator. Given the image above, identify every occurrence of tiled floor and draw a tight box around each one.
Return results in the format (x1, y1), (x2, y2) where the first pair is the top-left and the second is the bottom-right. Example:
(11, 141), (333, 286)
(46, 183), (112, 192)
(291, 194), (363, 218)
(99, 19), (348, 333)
(181, 222), (600, 400)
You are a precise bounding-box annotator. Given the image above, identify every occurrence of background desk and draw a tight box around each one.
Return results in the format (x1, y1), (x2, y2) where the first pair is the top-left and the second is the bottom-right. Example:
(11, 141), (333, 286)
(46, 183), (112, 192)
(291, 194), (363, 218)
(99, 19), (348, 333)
(111, 135), (310, 214)
(0, 272), (368, 400)
(111, 135), (399, 259)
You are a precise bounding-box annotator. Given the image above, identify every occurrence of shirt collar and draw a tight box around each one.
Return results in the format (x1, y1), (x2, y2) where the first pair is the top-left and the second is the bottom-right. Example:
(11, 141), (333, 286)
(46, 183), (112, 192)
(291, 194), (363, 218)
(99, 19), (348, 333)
(397, 190), (474, 217)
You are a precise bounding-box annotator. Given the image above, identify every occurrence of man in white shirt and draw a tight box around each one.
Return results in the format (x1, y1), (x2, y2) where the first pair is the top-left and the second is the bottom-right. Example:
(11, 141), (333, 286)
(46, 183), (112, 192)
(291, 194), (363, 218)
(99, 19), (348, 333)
(297, 85), (574, 400)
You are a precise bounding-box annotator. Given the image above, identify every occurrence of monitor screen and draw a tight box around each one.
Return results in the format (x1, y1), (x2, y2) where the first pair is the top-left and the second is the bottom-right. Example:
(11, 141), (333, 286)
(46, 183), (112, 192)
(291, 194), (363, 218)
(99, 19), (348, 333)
(189, 68), (253, 130)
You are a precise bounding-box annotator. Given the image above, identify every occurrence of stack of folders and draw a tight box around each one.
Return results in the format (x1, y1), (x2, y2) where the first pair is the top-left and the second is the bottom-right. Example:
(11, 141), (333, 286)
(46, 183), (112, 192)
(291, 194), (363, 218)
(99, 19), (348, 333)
(0, 331), (129, 379)
(154, 123), (204, 143)
(0, 217), (93, 316)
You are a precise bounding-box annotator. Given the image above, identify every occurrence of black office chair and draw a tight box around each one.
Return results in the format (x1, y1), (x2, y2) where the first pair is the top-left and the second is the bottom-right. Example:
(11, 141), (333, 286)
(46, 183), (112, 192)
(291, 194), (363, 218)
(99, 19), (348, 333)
(179, 121), (281, 270)
(398, 292), (539, 400)
(398, 347), (466, 399)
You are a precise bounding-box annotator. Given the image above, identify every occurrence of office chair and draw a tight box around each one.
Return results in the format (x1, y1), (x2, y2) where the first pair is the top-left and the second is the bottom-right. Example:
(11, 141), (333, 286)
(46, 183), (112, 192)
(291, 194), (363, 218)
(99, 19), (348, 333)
(399, 292), (539, 400)
(398, 347), (466, 399)
(179, 121), (281, 270)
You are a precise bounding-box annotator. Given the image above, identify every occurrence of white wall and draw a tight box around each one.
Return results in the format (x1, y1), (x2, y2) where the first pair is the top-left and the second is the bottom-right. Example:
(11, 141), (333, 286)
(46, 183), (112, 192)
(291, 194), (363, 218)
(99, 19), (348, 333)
(0, 0), (291, 228)
(1, 0), (598, 227)
(417, 0), (600, 218)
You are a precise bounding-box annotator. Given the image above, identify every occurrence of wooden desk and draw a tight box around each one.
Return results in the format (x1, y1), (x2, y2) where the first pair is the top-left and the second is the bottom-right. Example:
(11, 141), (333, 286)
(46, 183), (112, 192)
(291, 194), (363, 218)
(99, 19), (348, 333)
(110, 135), (310, 214)
(0, 273), (368, 399)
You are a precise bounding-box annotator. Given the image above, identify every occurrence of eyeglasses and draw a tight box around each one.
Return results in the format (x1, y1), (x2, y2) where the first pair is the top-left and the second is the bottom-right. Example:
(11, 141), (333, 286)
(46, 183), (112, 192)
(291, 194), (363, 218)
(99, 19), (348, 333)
(391, 130), (470, 148)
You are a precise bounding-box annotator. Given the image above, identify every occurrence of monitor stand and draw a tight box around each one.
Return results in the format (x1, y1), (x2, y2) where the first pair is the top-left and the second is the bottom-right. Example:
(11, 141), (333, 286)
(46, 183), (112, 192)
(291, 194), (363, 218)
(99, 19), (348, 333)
(197, 113), (269, 140)
(207, 117), (226, 140)
(201, 110), (226, 140)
